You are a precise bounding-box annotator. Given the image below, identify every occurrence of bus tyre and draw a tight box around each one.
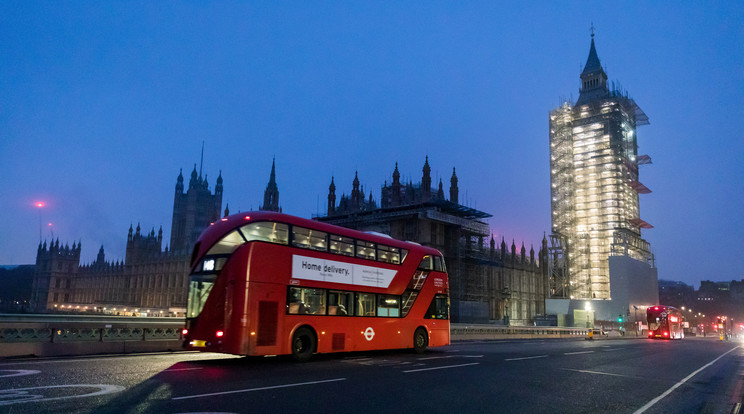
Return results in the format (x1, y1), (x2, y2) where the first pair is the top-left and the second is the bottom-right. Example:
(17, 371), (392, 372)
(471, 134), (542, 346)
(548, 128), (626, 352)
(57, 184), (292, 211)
(413, 328), (428, 354)
(292, 327), (316, 362)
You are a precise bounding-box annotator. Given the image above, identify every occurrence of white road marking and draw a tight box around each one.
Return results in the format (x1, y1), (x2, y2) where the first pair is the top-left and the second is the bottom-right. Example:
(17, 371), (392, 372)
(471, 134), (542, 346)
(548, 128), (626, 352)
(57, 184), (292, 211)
(633, 346), (740, 414)
(0, 384), (125, 406)
(504, 355), (548, 361)
(562, 368), (632, 378)
(0, 370), (41, 378)
(163, 367), (204, 372)
(171, 378), (347, 400)
(403, 362), (480, 373)
(418, 355), (456, 360)
(564, 351), (595, 355)
(0, 353), (236, 367)
(418, 355), (483, 361)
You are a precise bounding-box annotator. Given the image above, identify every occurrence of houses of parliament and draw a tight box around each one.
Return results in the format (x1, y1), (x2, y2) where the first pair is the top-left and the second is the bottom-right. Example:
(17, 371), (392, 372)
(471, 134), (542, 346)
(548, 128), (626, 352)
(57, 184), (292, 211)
(30, 165), (228, 316)
(28, 157), (549, 324)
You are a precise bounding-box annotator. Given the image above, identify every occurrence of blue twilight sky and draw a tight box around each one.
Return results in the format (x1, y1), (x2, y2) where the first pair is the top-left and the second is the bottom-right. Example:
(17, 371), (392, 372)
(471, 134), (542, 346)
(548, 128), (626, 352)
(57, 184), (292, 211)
(1, 2), (742, 288)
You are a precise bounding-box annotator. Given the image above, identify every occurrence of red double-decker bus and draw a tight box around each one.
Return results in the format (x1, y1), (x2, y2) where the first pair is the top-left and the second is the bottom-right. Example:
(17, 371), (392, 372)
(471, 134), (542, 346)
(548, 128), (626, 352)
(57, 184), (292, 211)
(647, 305), (684, 339)
(182, 212), (450, 361)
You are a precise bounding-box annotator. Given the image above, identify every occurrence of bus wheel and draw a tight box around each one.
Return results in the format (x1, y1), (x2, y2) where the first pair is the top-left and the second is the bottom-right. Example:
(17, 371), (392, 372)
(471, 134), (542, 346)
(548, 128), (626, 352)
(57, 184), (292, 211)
(292, 327), (316, 362)
(413, 328), (428, 354)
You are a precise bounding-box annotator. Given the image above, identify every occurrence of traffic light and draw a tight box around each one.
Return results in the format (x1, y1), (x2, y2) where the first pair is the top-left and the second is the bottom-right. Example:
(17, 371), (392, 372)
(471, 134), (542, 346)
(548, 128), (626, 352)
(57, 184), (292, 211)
(617, 314), (623, 323)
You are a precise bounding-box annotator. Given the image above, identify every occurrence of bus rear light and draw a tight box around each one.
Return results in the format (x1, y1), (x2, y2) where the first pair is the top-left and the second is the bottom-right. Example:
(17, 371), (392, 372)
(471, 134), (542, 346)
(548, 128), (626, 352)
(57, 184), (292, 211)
(244, 216), (251, 220)
(216, 330), (224, 337)
(182, 329), (189, 336)
(648, 331), (653, 337)
(663, 332), (669, 337)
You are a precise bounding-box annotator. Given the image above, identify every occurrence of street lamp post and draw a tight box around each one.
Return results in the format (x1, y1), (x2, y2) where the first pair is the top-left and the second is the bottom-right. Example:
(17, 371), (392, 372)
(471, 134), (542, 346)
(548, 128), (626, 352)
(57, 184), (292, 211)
(35, 201), (45, 242)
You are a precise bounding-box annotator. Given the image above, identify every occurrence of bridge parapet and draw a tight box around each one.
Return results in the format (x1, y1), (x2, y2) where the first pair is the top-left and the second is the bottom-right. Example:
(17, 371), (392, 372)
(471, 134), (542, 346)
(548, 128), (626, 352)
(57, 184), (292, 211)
(0, 315), (590, 358)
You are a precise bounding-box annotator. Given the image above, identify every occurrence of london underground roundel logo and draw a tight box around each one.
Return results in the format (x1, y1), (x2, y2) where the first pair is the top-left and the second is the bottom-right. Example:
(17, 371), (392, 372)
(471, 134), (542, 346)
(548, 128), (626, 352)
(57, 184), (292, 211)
(364, 327), (375, 341)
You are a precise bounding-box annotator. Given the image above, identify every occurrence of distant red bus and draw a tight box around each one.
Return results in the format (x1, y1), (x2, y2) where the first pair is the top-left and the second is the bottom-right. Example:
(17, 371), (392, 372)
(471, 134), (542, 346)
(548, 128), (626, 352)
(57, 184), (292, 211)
(647, 305), (684, 339)
(183, 212), (450, 361)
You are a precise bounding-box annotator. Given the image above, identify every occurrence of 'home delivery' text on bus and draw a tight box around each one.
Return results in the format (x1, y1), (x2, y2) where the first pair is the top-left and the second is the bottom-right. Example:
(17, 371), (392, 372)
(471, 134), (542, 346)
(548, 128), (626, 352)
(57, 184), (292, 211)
(182, 212), (450, 361)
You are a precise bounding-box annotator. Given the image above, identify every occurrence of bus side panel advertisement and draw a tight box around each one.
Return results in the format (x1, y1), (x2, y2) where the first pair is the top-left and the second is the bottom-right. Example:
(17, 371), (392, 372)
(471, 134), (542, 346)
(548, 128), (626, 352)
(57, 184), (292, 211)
(292, 255), (397, 288)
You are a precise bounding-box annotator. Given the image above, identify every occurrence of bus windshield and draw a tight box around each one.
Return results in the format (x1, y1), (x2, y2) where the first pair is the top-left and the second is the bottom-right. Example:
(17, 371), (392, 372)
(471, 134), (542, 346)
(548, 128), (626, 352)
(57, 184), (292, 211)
(187, 274), (217, 318)
(186, 221), (290, 318)
(187, 253), (232, 318)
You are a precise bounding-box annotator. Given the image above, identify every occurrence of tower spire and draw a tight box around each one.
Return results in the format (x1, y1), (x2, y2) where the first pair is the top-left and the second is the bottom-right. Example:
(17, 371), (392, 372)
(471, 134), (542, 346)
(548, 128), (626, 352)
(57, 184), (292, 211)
(576, 27), (609, 106)
(199, 140), (204, 178)
(261, 158), (280, 212)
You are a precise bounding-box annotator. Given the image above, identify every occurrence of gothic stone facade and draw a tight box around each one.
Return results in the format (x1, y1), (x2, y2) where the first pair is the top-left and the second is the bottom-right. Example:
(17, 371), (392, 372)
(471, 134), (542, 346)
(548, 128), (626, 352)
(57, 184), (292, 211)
(30, 166), (223, 315)
(318, 158), (549, 324)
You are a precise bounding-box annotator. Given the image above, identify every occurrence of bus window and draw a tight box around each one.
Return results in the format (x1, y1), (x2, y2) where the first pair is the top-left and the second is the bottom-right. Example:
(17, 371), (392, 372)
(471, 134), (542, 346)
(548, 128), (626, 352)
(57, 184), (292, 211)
(206, 230), (246, 255)
(187, 275), (216, 318)
(328, 290), (353, 316)
(288, 287), (327, 315)
(330, 235), (354, 256)
(356, 240), (376, 260)
(400, 291), (418, 317)
(418, 255), (433, 270)
(356, 293), (376, 316)
(433, 256), (446, 272)
(240, 221), (289, 244)
(425, 294), (449, 319)
(292, 226), (328, 252)
(377, 295), (400, 317)
(378, 245), (401, 264)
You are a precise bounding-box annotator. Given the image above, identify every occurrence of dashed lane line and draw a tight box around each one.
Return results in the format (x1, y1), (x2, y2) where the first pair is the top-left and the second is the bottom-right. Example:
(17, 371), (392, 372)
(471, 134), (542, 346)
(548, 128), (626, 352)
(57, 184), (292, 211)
(171, 378), (347, 400)
(418, 355), (484, 361)
(403, 362), (480, 373)
(162, 367), (204, 372)
(561, 368), (634, 378)
(0, 370), (41, 378)
(504, 355), (548, 361)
